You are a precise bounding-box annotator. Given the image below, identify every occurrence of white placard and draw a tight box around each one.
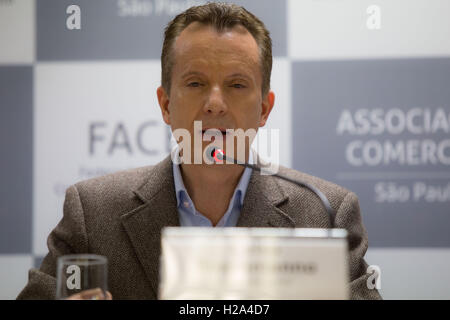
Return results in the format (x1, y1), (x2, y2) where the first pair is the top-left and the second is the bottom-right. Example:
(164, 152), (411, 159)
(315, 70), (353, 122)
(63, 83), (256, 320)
(159, 227), (349, 300)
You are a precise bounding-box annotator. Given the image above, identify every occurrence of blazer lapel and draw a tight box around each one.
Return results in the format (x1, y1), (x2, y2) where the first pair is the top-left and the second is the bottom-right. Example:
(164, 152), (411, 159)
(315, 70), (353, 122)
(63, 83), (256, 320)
(120, 155), (180, 298)
(237, 156), (295, 228)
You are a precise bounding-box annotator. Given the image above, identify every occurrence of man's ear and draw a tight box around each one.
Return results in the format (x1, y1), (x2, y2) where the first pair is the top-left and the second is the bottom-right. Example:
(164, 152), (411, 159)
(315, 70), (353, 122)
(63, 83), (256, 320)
(259, 90), (275, 127)
(157, 86), (171, 125)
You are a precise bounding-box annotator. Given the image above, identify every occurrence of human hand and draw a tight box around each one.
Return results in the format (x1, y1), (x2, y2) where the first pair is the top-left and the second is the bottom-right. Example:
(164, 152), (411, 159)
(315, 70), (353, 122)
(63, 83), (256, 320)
(65, 287), (112, 300)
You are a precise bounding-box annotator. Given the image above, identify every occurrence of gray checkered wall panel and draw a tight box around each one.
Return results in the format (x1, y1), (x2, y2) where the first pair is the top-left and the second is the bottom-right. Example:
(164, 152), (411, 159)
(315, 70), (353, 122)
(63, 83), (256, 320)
(1, 0), (450, 299)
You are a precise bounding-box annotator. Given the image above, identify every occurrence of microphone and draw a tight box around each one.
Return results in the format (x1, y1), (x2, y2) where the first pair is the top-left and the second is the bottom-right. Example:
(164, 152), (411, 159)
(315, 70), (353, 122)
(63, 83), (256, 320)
(207, 147), (336, 228)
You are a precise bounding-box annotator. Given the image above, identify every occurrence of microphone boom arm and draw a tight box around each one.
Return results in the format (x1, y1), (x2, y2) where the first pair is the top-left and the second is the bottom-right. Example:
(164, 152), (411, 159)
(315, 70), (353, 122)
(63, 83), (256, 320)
(217, 151), (336, 228)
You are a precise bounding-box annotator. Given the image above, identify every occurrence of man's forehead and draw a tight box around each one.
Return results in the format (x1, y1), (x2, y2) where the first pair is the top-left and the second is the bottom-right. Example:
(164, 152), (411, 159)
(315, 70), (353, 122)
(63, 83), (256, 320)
(172, 22), (260, 64)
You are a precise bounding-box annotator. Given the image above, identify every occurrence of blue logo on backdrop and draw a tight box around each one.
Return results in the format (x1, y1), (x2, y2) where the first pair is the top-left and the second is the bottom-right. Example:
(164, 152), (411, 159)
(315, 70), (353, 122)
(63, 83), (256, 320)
(292, 58), (450, 247)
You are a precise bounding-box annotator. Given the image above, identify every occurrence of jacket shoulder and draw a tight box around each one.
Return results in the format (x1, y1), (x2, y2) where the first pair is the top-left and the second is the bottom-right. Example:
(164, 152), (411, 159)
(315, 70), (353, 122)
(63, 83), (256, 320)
(274, 165), (353, 211)
(72, 165), (155, 211)
(75, 165), (154, 190)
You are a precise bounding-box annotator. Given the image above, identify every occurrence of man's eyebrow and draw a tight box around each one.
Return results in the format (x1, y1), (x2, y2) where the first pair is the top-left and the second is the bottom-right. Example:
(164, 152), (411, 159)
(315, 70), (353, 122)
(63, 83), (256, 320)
(181, 71), (206, 79)
(180, 71), (253, 81)
(227, 73), (252, 80)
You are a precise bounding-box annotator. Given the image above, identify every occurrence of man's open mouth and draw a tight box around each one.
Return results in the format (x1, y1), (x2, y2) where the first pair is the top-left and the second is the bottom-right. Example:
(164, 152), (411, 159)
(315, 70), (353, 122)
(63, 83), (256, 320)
(201, 128), (228, 138)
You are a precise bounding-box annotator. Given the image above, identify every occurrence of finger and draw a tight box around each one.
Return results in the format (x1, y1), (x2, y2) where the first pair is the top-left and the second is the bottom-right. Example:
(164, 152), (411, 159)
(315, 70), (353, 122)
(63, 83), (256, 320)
(80, 288), (105, 300)
(66, 288), (105, 300)
(105, 291), (113, 300)
(66, 293), (84, 300)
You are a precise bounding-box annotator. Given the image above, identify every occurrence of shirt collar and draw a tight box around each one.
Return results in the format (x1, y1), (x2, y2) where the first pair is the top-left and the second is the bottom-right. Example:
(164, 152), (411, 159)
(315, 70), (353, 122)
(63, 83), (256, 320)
(172, 148), (253, 208)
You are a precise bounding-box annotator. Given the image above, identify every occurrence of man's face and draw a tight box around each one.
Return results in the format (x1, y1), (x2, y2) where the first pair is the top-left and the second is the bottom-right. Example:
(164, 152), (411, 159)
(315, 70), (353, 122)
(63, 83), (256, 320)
(157, 22), (274, 164)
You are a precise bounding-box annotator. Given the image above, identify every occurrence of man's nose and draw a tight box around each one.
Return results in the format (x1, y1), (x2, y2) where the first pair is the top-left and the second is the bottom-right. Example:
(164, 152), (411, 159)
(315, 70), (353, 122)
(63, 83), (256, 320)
(203, 86), (227, 115)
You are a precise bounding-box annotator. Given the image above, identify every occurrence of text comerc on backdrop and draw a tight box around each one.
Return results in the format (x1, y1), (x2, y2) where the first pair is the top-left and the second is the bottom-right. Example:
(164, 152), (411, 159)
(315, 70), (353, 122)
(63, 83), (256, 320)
(1, 0), (450, 299)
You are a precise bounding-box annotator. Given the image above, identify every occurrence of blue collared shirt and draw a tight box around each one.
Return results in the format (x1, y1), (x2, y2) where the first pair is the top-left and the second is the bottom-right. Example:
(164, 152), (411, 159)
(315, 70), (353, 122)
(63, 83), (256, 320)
(172, 151), (253, 227)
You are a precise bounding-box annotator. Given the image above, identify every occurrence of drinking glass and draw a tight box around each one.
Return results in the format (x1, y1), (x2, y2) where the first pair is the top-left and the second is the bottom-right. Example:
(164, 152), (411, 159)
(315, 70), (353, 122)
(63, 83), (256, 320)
(56, 254), (108, 300)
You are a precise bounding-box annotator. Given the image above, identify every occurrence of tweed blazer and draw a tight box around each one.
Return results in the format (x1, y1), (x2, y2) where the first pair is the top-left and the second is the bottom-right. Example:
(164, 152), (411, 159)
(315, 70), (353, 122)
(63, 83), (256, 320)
(17, 154), (382, 300)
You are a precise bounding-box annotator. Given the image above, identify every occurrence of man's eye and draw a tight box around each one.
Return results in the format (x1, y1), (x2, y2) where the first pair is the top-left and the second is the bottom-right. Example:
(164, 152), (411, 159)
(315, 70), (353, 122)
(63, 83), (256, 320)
(187, 82), (202, 87)
(231, 83), (246, 89)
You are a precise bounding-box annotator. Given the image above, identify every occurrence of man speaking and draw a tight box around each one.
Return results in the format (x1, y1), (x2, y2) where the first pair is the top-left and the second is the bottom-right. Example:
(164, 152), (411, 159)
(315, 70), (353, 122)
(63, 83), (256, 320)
(17, 2), (381, 300)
